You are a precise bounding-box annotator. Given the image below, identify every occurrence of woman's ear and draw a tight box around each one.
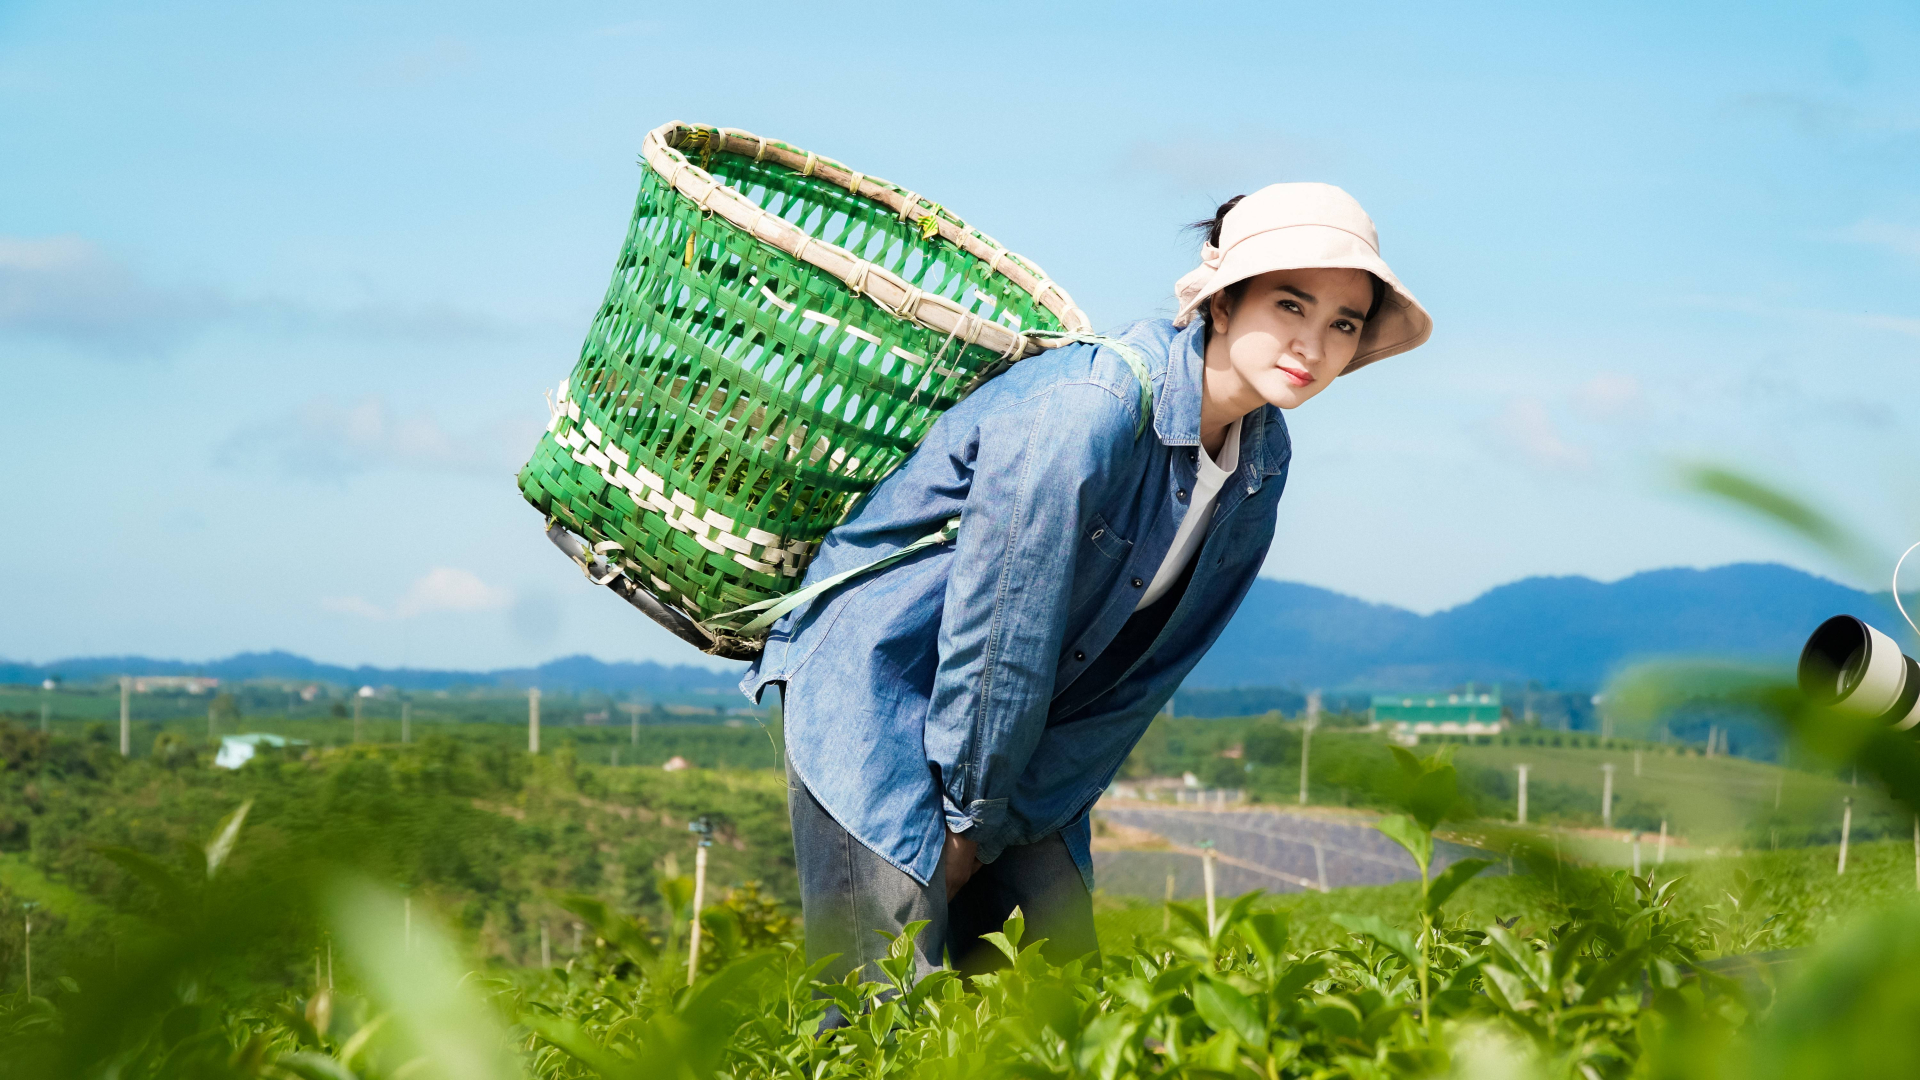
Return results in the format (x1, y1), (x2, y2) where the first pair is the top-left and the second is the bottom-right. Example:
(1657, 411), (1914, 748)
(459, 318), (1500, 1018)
(1208, 291), (1232, 333)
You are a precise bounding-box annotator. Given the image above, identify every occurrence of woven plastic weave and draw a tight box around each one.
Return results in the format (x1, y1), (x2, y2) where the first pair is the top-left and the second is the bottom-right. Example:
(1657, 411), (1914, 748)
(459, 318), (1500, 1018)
(519, 121), (1090, 658)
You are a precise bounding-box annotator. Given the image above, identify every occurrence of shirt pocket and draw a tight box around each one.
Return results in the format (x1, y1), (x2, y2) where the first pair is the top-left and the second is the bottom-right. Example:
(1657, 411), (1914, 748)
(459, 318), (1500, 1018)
(1067, 514), (1132, 618)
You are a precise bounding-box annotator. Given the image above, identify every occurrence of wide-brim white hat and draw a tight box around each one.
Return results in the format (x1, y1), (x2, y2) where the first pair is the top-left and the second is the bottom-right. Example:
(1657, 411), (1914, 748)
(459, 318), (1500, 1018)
(1172, 182), (1432, 373)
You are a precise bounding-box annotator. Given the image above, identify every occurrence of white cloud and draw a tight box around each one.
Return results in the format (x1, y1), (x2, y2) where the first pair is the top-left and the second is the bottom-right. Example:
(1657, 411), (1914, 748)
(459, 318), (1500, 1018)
(0, 235), (223, 353)
(0, 233), (516, 358)
(218, 395), (536, 480)
(1573, 373), (1645, 421)
(1831, 218), (1920, 259)
(323, 567), (511, 621)
(396, 567), (512, 617)
(320, 595), (388, 619)
(1497, 397), (1591, 471)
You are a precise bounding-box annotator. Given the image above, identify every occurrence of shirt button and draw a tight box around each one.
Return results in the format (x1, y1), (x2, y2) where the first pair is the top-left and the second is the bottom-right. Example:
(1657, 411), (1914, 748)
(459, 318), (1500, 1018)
(1176, 489), (1188, 502)
(1131, 577), (1144, 588)
(1074, 650), (1086, 661)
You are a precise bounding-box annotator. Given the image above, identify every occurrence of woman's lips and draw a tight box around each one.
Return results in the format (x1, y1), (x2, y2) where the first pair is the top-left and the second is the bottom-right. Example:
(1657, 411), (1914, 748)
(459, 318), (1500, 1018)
(1278, 364), (1313, 387)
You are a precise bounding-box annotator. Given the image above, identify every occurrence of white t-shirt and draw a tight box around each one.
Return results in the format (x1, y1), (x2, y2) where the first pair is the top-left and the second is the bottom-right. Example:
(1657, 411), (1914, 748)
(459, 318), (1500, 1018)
(1135, 418), (1241, 610)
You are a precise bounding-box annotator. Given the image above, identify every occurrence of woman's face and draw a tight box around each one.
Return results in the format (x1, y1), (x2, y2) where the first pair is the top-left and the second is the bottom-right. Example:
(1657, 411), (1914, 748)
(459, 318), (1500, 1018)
(1206, 267), (1375, 410)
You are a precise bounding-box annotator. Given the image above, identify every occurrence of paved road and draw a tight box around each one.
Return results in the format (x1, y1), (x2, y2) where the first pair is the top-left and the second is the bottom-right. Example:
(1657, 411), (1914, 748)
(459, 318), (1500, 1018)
(1093, 806), (1496, 899)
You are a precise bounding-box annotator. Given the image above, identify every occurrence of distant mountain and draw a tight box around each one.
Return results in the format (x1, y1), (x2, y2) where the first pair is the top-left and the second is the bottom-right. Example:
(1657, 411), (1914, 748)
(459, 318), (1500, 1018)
(0, 650), (745, 695)
(1186, 562), (1896, 692)
(5, 563), (1895, 697)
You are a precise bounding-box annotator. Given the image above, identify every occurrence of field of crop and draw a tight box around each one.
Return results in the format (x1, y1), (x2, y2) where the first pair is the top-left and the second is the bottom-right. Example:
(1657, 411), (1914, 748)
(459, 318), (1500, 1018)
(4, 667), (1920, 1079)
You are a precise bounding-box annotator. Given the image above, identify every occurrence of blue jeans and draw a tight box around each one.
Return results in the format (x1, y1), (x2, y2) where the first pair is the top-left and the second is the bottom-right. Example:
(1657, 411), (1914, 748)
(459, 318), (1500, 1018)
(785, 752), (1099, 985)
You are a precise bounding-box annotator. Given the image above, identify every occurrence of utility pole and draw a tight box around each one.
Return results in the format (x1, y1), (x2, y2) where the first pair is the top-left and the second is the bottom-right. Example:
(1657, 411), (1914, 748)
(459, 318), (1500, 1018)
(1601, 763), (1615, 830)
(352, 694), (363, 744)
(119, 677), (131, 757)
(401, 701), (411, 745)
(1516, 764), (1530, 825)
(39, 681), (51, 734)
(1299, 690), (1320, 807)
(528, 688), (541, 754)
(688, 817), (713, 985)
(620, 701), (643, 746)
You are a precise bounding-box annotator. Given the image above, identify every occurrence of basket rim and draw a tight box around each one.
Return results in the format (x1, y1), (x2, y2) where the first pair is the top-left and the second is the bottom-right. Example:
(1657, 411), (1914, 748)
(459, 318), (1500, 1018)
(642, 120), (1092, 363)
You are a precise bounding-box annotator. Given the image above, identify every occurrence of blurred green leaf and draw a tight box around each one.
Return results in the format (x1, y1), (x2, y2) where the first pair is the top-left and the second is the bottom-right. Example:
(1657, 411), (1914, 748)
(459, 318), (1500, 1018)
(556, 893), (659, 964)
(1375, 814), (1434, 879)
(1425, 858), (1493, 917)
(1684, 465), (1879, 579)
(326, 879), (520, 1080)
(1408, 765), (1458, 831)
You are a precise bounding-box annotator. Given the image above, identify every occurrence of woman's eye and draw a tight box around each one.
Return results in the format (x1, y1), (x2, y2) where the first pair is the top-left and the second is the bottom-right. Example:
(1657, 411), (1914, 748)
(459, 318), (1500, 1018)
(1278, 300), (1302, 314)
(1333, 319), (1357, 334)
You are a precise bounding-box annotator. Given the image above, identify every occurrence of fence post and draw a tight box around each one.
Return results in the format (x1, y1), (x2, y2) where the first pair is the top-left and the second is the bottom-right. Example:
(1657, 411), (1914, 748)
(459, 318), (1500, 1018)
(22, 902), (36, 998)
(1163, 870), (1175, 933)
(1601, 763), (1615, 830)
(528, 688), (541, 754)
(401, 702), (411, 745)
(1658, 820), (1668, 865)
(1299, 690), (1320, 807)
(119, 677), (131, 757)
(1516, 764), (1530, 825)
(1839, 797), (1853, 876)
(1200, 840), (1217, 937)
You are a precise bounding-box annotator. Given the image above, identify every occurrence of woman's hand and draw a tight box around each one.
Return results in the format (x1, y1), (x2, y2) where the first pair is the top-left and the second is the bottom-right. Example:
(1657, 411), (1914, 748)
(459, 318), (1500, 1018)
(943, 828), (982, 900)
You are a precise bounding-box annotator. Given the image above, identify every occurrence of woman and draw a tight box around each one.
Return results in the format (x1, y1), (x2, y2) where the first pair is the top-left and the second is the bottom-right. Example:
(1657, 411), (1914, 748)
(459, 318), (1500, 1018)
(743, 182), (1432, 982)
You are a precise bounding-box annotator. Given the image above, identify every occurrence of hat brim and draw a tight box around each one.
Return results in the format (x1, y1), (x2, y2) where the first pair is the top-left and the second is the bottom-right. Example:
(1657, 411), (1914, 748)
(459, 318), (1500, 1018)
(1173, 223), (1432, 373)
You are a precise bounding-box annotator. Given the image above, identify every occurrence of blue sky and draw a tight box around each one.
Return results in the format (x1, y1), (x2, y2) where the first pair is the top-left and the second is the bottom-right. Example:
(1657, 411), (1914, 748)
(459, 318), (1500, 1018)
(4, 0), (1919, 670)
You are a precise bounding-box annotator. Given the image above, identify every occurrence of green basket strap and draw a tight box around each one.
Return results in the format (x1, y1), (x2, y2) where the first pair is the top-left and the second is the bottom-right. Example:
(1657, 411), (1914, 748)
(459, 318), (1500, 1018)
(1026, 331), (1155, 436)
(698, 333), (1156, 637)
(704, 517), (960, 637)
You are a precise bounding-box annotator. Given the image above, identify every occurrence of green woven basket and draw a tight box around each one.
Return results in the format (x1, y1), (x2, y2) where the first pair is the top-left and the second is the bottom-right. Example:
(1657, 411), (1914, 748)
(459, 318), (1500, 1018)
(519, 121), (1091, 659)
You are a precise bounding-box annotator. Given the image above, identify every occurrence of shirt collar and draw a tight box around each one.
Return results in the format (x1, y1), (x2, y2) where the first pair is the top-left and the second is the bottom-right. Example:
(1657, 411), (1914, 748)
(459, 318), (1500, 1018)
(1152, 320), (1289, 482)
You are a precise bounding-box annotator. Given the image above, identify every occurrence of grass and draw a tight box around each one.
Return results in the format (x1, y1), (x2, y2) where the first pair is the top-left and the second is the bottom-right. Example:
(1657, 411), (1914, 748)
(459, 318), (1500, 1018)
(1443, 741), (1894, 846)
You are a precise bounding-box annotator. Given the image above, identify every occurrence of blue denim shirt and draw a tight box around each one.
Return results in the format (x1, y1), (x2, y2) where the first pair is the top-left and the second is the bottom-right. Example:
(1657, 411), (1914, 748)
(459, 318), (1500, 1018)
(742, 318), (1290, 889)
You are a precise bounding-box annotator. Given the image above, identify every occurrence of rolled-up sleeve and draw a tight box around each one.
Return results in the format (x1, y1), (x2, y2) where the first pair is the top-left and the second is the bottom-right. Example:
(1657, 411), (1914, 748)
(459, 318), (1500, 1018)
(924, 376), (1136, 862)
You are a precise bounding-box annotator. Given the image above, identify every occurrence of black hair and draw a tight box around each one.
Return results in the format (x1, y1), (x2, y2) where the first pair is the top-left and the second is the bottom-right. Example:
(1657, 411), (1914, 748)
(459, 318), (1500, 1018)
(1186, 194), (1387, 330)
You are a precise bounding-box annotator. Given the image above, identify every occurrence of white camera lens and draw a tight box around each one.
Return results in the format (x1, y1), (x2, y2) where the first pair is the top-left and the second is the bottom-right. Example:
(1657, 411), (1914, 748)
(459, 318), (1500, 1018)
(1799, 615), (1920, 730)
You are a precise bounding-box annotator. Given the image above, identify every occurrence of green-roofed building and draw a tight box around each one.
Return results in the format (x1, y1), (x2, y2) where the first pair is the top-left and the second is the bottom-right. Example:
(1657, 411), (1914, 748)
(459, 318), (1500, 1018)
(1371, 686), (1505, 728)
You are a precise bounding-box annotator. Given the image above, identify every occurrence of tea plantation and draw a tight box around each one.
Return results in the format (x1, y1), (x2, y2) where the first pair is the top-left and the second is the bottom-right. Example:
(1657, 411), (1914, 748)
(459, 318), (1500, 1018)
(1, 710), (1918, 1078)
